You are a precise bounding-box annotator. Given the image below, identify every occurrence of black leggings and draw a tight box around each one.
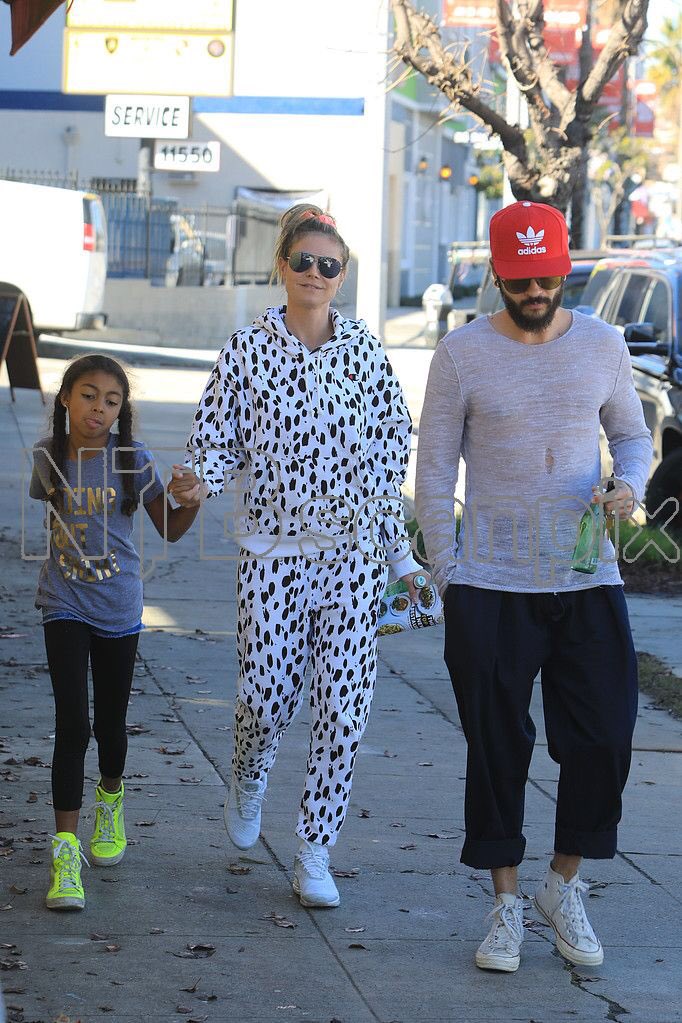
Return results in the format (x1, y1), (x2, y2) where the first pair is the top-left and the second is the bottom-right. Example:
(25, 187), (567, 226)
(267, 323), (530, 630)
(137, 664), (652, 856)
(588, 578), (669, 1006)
(43, 621), (139, 811)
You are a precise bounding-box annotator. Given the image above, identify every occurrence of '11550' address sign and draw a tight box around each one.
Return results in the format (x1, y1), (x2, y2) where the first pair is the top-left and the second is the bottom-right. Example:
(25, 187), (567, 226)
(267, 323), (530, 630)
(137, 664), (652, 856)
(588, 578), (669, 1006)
(154, 141), (221, 173)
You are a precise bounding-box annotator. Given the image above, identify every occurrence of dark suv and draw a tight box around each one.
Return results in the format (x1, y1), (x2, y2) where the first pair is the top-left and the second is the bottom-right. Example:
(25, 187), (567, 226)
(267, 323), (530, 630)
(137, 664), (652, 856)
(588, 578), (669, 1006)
(579, 251), (682, 528)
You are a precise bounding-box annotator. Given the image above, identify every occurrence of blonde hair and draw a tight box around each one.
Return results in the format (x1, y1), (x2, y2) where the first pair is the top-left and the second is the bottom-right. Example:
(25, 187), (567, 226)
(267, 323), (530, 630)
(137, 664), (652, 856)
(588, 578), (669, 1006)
(271, 203), (350, 285)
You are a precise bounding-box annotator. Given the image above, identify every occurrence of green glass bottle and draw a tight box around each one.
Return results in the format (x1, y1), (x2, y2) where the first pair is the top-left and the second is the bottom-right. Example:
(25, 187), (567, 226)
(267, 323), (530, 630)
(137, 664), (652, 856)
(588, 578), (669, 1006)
(571, 502), (602, 574)
(571, 479), (614, 574)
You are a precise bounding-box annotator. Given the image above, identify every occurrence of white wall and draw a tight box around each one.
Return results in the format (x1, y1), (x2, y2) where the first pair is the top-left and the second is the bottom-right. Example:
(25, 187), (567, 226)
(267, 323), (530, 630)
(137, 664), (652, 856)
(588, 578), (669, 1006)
(103, 279), (279, 342)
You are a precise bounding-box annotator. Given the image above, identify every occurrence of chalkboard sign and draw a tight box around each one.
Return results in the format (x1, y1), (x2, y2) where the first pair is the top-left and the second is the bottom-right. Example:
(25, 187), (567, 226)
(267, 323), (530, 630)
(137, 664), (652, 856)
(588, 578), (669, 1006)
(0, 284), (44, 402)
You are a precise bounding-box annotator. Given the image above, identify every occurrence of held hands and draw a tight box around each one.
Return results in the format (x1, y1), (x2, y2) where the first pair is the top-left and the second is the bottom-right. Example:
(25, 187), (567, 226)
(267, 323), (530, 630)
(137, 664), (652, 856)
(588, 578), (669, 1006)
(400, 570), (432, 604)
(168, 465), (206, 508)
(592, 479), (635, 521)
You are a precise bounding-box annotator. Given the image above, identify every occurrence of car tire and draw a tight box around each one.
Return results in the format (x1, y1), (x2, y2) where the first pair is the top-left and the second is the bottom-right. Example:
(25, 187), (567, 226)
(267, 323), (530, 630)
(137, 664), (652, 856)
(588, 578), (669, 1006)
(645, 448), (682, 531)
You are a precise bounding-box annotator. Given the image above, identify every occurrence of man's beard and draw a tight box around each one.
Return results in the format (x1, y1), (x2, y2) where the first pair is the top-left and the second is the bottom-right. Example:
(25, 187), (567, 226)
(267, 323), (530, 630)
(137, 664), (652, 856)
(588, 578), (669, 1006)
(501, 283), (564, 333)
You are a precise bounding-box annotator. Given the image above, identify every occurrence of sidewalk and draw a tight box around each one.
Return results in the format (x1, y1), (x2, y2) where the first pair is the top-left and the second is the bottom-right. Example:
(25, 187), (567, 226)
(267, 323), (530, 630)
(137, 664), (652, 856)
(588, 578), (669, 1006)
(1, 363), (681, 1023)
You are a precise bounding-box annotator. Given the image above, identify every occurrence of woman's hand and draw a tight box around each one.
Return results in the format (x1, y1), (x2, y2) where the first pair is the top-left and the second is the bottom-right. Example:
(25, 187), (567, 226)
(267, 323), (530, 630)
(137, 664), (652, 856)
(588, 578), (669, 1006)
(400, 570), (432, 604)
(168, 465), (205, 508)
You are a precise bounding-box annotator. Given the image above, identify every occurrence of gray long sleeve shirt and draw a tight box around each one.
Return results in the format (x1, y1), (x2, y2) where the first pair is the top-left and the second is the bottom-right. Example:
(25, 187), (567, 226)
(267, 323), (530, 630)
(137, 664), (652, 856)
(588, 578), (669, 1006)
(414, 311), (653, 594)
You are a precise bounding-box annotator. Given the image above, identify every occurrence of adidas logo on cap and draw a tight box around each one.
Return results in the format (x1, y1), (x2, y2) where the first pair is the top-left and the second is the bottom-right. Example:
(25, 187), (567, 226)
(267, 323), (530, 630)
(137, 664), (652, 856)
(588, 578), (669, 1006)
(516, 225), (546, 255)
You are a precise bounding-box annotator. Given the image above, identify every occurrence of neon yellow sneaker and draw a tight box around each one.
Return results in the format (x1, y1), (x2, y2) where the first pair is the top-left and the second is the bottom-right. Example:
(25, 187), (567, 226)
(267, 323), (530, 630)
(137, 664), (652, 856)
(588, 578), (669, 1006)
(90, 783), (127, 866)
(46, 832), (87, 910)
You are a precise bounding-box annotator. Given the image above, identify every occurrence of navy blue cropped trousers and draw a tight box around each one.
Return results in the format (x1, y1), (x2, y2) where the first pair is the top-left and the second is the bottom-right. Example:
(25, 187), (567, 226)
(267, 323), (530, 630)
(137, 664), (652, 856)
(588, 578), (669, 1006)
(443, 584), (638, 869)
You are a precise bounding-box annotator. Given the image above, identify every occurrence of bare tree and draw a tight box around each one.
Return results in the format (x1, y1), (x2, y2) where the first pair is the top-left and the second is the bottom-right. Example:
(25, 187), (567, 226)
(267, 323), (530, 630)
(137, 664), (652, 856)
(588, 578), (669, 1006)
(390, 0), (649, 245)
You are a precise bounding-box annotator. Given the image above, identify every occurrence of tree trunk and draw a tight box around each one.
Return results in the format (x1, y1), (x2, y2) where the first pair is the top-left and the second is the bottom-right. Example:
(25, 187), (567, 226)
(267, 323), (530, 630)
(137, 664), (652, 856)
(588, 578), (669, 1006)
(569, 151), (588, 248)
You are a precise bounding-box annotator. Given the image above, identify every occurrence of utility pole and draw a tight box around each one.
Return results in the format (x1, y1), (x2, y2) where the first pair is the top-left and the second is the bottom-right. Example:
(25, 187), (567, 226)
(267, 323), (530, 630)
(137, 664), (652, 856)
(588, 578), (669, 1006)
(137, 139), (153, 198)
(137, 140), (154, 279)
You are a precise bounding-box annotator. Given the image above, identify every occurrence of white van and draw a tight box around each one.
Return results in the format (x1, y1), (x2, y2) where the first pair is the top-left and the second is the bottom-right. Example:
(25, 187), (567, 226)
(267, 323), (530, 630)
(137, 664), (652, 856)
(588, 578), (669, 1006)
(0, 180), (107, 331)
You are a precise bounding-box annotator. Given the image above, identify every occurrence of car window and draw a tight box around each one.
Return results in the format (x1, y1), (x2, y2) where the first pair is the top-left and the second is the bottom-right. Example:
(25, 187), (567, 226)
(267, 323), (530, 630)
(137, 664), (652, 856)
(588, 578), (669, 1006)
(477, 268), (502, 315)
(639, 279), (671, 339)
(580, 267), (617, 313)
(563, 271), (590, 309)
(611, 273), (650, 327)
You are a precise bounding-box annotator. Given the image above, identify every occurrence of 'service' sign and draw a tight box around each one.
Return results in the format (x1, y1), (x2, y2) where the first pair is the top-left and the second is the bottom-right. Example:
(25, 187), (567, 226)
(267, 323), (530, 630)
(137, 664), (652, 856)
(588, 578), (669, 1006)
(104, 95), (190, 140)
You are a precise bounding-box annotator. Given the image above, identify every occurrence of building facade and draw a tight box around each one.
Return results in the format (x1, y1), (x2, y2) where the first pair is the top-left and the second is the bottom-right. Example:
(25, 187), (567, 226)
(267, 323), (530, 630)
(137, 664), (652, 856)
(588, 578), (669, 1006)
(0, 1), (486, 321)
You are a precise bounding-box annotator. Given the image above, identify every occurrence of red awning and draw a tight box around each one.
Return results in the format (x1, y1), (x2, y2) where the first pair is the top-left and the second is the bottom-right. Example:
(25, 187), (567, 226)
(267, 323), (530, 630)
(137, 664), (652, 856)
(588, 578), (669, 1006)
(6, 0), (66, 55)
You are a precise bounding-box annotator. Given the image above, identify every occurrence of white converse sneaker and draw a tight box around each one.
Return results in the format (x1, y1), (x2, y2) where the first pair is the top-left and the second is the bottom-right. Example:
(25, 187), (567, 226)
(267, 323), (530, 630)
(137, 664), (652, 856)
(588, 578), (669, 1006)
(534, 866), (604, 966)
(475, 893), (525, 972)
(292, 838), (340, 908)
(223, 772), (267, 850)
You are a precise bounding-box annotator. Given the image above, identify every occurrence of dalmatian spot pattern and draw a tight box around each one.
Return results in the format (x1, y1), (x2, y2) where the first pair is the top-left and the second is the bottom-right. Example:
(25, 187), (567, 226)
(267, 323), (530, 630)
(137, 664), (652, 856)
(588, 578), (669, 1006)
(187, 306), (413, 560)
(234, 549), (388, 846)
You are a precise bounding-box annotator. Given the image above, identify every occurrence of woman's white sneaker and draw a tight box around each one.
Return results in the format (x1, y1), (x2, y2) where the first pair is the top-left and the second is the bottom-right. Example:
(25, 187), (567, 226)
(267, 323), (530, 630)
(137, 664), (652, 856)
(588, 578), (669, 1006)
(534, 866), (604, 966)
(475, 893), (525, 972)
(292, 838), (340, 908)
(223, 772), (267, 850)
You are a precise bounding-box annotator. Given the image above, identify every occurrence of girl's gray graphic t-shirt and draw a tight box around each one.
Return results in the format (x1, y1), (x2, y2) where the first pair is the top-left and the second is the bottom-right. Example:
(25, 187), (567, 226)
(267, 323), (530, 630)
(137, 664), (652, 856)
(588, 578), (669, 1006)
(30, 436), (164, 633)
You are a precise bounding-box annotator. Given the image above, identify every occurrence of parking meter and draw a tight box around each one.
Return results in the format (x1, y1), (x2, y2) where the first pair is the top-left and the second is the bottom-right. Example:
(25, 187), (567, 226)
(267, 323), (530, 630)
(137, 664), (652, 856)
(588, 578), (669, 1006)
(422, 283), (453, 346)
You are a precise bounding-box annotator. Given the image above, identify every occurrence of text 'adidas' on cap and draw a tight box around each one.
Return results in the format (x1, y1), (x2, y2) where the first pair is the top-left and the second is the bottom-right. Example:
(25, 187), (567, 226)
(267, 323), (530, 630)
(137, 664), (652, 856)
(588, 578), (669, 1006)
(489, 201), (572, 279)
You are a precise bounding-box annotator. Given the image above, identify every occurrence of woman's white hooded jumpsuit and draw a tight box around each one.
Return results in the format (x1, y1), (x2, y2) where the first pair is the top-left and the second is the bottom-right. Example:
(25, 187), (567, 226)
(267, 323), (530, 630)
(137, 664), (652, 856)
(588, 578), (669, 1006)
(188, 305), (419, 845)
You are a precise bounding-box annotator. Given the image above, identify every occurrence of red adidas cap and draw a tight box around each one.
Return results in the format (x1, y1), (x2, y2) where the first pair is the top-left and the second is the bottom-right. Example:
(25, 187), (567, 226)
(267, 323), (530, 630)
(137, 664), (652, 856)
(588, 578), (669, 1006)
(489, 201), (572, 279)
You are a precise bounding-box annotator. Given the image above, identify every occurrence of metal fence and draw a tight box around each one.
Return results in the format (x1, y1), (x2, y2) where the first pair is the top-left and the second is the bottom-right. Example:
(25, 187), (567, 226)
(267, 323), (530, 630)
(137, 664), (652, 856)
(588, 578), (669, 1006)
(1, 168), (280, 285)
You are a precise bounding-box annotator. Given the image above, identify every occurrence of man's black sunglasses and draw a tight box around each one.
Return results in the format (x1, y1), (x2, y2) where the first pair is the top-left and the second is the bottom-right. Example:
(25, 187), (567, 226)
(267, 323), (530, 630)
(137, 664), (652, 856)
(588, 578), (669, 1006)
(287, 251), (343, 279)
(496, 274), (564, 294)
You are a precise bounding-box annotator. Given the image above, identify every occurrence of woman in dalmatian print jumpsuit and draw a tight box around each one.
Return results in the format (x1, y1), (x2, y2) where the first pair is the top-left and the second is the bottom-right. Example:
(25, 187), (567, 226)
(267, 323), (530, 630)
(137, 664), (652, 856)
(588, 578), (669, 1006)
(175, 205), (425, 907)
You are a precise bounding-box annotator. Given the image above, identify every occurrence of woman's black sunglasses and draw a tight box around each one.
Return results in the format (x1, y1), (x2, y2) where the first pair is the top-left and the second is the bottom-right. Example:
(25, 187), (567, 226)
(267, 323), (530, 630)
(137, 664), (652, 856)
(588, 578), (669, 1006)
(287, 251), (343, 279)
(497, 274), (564, 294)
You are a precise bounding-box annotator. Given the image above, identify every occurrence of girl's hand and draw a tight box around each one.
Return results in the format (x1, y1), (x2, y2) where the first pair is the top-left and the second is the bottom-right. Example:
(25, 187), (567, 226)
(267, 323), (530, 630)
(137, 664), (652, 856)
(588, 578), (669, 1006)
(400, 570), (431, 604)
(168, 465), (204, 507)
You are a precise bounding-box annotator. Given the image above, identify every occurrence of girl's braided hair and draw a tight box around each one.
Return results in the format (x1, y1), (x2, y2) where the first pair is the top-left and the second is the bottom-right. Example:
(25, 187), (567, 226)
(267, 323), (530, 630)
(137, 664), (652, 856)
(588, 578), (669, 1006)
(49, 354), (139, 516)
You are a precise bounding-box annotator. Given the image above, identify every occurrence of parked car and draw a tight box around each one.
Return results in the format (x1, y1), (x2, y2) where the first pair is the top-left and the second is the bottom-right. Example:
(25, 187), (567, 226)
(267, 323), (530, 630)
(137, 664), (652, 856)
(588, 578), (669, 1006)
(0, 179), (107, 330)
(446, 241), (490, 300)
(164, 215), (230, 287)
(199, 230), (229, 286)
(579, 249), (682, 529)
(165, 214), (205, 287)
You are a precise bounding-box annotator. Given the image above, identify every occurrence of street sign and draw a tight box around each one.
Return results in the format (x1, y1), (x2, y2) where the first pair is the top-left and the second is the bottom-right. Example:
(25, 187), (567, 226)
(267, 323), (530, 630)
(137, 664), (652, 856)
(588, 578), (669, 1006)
(63, 30), (234, 97)
(104, 95), (191, 140)
(66, 0), (233, 32)
(154, 141), (221, 173)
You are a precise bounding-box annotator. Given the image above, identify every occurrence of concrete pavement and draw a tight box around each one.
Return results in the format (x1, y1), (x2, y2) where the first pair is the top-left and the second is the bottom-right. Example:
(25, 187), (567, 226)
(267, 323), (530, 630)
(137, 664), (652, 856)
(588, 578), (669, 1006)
(1, 360), (681, 1023)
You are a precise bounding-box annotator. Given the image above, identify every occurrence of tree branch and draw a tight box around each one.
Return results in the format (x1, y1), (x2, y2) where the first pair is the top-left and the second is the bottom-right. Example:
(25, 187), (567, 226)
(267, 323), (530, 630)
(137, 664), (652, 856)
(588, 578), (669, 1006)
(390, 0), (528, 158)
(495, 0), (547, 118)
(581, 0), (648, 106)
(518, 0), (572, 115)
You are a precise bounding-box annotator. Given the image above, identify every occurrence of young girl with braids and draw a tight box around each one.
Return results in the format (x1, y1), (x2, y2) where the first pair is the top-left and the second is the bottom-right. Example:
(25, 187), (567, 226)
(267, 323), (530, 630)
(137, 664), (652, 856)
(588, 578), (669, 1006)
(30, 355), (200, 911)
